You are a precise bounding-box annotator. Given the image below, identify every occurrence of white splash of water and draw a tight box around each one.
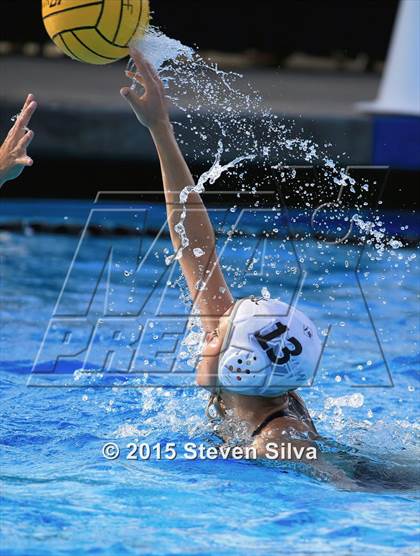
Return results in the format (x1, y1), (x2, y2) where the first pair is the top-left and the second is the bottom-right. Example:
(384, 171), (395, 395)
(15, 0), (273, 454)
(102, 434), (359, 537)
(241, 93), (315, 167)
(114, 423), (146, 438)
(324, 393), (365, 410)
(127, 28), (407, 270)
(261, 286), (271, 300)
(129, 26), (194, 72)
(165, 140), (255, 266)
(125, 28), (412, 381)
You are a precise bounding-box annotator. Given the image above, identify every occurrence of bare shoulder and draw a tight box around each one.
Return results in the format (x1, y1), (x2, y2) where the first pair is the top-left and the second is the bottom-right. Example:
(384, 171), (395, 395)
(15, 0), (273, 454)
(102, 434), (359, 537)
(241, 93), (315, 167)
(252, 418), (318, 461)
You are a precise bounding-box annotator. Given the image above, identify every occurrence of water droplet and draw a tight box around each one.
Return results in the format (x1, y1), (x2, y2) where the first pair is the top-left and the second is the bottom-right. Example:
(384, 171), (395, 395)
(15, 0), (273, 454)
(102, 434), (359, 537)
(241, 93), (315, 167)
(195, 280), (207, 291)
(261, 287), (271, 300)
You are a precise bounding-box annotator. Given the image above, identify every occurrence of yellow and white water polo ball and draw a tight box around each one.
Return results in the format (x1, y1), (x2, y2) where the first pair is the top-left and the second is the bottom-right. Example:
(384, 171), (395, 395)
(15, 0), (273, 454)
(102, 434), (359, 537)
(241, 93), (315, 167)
(42, 0), (150, 64)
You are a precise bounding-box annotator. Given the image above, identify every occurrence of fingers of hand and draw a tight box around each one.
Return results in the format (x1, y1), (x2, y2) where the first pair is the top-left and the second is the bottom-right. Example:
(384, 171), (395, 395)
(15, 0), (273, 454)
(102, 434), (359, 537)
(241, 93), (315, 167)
(129, 49), (165, 98)
(15, 156), (33, 167)
(17, 100), (37, 131)
(125, 70), (146, 87)
(129, 47), (148, 73)
(22, 93), (35, 112)
(18, 129), (34, 149)
(5, 95), (37, 143)
(120, 87), (141, 107)
(144, 59), (159, 82)
(129, 48), (158, 86)
(10, 101), (37, 143)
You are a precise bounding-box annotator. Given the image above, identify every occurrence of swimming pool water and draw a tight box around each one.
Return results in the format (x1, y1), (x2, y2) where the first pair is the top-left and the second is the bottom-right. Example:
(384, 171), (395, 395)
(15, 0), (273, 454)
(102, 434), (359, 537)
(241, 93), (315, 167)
(1, 200), (419, 555)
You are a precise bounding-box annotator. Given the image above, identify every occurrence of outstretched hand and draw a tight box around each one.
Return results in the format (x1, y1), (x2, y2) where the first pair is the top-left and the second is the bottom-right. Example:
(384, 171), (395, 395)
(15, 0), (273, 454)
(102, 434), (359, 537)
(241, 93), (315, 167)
(0, 94), (37, 187)
(121, 48), (170, 131)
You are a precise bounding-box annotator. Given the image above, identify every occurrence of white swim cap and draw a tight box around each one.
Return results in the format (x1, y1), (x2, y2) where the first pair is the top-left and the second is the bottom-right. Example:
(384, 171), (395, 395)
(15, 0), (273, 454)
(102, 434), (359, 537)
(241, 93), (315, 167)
(218, 297), (322, 397)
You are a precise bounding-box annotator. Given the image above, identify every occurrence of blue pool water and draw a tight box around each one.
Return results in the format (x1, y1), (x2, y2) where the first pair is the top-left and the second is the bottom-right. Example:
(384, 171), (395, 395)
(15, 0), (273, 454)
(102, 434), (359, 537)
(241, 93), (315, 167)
(1, 200), (419, 555)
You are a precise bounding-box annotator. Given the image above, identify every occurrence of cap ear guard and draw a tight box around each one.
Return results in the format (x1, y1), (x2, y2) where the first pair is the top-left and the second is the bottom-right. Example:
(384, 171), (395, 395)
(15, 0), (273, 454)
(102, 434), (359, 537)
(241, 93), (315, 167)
(217, 346), (269, 392)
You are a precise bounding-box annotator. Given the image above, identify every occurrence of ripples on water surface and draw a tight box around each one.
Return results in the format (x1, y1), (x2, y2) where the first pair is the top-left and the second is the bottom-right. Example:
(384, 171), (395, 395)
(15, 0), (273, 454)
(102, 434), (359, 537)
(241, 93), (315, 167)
(0, 200), (418, 555)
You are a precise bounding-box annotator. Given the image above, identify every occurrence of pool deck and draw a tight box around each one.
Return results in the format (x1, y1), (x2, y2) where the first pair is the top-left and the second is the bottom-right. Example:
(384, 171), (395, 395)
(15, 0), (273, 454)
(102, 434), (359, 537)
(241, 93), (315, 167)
(0, 56), (379, 164)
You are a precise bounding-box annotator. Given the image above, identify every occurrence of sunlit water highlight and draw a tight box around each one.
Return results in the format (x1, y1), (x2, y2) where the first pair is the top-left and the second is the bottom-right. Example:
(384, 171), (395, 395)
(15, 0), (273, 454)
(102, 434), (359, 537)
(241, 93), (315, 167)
(1, 199), (419, 555)
(0, 28), (419, 556)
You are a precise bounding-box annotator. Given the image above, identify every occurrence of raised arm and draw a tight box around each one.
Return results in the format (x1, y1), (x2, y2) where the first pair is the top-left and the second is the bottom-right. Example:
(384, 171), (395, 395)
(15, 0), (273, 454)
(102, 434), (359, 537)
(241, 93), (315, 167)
(0, 94), (37, 189)
(121, 48), (234, 331)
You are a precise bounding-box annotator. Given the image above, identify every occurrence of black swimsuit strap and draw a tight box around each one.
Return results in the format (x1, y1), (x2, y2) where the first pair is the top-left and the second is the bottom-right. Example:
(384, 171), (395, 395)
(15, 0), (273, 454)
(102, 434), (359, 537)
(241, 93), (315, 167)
(251, 409), (290, 437)
(251, 393), (311, 437)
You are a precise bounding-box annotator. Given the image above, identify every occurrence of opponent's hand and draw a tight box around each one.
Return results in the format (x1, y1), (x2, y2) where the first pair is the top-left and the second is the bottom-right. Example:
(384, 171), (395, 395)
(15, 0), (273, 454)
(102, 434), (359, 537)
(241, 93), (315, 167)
(0, 94), (37, 188)
(121, 48), (170, 131)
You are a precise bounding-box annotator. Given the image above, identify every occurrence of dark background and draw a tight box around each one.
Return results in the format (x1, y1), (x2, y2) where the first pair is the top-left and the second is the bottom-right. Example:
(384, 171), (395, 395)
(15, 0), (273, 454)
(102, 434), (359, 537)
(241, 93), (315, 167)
(2, 0), (398, 63)
(1, 0), (416, 209)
